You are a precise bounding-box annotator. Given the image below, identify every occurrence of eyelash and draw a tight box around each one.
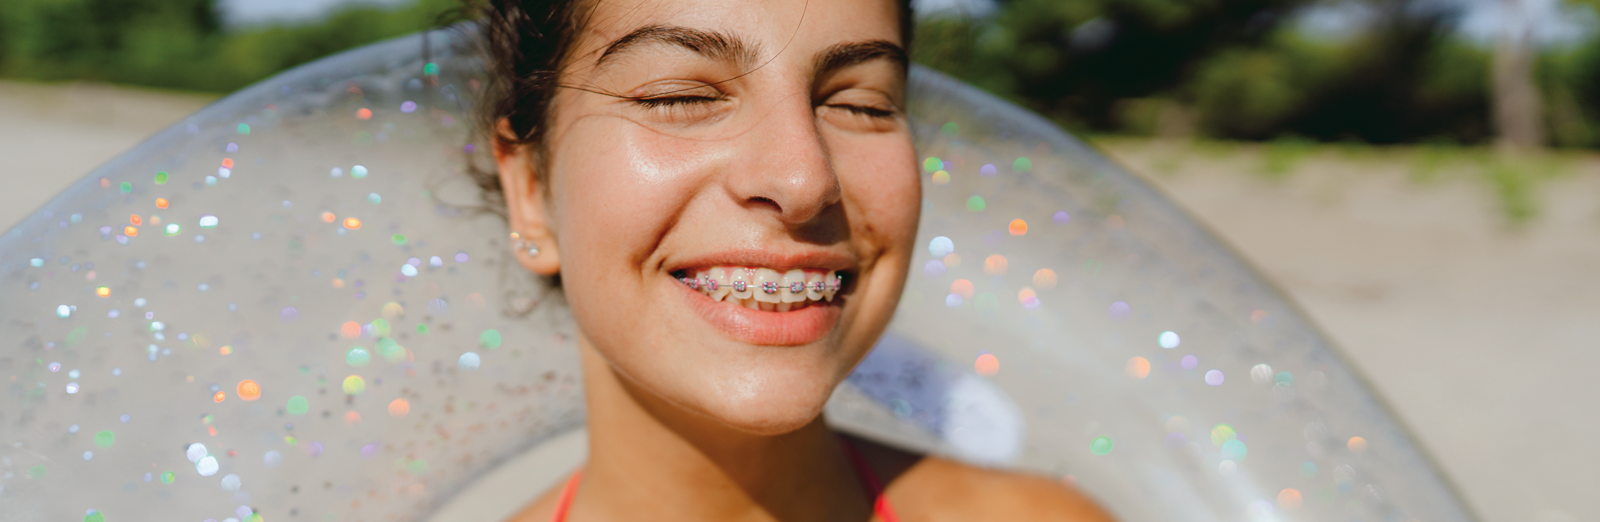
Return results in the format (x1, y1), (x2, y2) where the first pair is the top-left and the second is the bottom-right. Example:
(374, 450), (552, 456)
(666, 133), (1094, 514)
(628, 96), (896, 120)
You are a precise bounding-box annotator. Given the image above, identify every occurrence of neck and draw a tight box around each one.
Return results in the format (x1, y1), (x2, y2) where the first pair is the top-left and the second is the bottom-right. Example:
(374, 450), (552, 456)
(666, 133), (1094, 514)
(571, 339), (871, 522)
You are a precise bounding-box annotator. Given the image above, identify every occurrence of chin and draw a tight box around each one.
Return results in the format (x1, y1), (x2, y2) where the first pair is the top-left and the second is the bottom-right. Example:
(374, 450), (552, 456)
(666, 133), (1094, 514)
(693, 363), (843, 436)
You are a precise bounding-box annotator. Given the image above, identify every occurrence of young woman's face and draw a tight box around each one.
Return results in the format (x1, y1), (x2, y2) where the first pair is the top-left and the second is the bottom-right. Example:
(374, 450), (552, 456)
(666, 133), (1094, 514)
(502, 0), (918, 434)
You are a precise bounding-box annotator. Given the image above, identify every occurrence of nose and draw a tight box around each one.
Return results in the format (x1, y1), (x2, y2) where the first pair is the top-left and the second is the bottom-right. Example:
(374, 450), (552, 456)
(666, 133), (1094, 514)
(724, 97), (842, 226)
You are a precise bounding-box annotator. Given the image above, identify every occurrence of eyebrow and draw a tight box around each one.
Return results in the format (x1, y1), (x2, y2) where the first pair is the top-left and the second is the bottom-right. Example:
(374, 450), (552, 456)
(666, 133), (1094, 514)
(814, 40), (908, 75)
(595, 25), (762, 69)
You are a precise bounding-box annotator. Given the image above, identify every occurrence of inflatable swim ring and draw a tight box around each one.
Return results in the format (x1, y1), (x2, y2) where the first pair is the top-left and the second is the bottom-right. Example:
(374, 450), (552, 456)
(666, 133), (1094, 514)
(0, 29), (1474, 522)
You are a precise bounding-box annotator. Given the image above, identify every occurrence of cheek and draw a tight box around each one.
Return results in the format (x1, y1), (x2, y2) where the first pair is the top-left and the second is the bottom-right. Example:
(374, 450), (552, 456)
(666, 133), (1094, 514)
(551, 121), (730, 274)
(835, 135), (920, 248)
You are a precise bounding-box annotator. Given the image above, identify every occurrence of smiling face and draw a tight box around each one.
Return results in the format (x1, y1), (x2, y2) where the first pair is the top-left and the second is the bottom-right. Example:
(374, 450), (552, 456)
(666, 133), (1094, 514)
(497, 0), (918, 435)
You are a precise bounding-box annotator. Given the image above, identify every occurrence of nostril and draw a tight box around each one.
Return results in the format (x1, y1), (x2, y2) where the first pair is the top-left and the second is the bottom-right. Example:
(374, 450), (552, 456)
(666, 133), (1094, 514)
(747, 196), (781, 213)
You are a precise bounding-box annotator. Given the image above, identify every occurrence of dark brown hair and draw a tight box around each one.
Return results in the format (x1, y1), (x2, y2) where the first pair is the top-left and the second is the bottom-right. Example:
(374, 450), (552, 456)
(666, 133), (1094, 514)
(463, 0), (914, 211)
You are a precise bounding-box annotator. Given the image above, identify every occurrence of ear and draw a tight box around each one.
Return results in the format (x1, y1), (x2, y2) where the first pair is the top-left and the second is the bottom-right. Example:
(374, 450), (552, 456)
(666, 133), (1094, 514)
(494, 119), (561, 276)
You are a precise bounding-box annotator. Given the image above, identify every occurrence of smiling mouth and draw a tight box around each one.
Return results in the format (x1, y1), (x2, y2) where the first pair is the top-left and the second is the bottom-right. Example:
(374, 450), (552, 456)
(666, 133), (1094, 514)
(671, 267), (844, 312)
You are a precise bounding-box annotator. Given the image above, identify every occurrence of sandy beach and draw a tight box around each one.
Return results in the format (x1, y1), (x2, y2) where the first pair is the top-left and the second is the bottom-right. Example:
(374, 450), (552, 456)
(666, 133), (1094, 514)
(3, 80), (1596, 521)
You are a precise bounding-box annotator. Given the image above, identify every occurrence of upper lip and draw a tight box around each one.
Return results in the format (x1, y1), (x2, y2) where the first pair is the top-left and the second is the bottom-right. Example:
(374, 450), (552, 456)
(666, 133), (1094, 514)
(664, 248), (857, 274)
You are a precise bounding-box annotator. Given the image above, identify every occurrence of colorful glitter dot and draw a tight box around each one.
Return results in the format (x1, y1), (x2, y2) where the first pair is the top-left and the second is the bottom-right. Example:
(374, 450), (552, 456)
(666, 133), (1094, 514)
(346, 347), (371, 366)
(940, 122), (959, 135)
(320, 212), (336, 223)
(922, 157), (942, 172)
(1124, 357), (1150, 379)
(974, 353), (999, 376)
(94, 430), (115, 448)
(342, 375), (366, 395)
(84, 511), (104, 522)
(965, 195), (985, 212)
(1032, 269), (1057, 288)
(389, 398), (411, 417)
(982, 255), (1007, 275)
(479, 329), (503, 349)
(950, 279), (974, 299)
(1108, 301), (1130, 320)
(367, 192), (381, 204)
(1210, 424), (1236, 446)
(1013, 157), (1032, 172)
(931, 170), (950, 184)
(1348, 436), (1368, 453)
(357, 108), (372, 120)
(124, 226), (138, 237)
(161, 471), (176, 484)
(96, 286), (110, 297)
(458, 352), (481, 370)
(945, 294), (963, 307)
(155, 198), (169, 209)
(196, 455), (219, 476)
(352, 165), (369, 178)
(120, 181), (132, 193)
(199, 215), (218, 228)
(219, 345), (232, 355)
(237, 380), (261, 401)
(1278, 488), (1303, 509)
(286, 395), (309, 415)
(340, 321), (361, 338)
(392, 234), (407, 245)
(923, 260), (946, 277)
(1275, 371), (1294, 386)
(130, 214), (142, 226)
(164, 224), (180, 235)
(155, 171), (170, 185)
(423, 62), (439, 75)
(1159, 331), (1180, 349)
(979, 163), (997, 177)
(1181, 354), (1198, 369)
(1008, 219), (1027, 235)
(221, 158), (234, 168)
(928, 236), (954, 257)
(400, 101), (417, 113)
(1205, 370), (1225, 385)
(221, 474), (242, 492)
(213, 391), (226, 402)
(401, 264), (418, 277)
(1222, 439), (1248, 461)
(236, 123), (250, 135)
(1017, 287), (1039, 308)
(1053, 210), (1070, 224)
(1090, 436), (1114, 455)
(56, 305), (71, 318)
(344, 217), (362, 229)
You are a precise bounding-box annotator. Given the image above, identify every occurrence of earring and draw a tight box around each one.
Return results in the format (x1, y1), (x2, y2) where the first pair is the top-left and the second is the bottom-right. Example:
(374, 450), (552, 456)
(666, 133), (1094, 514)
(509, 232), (540, 258)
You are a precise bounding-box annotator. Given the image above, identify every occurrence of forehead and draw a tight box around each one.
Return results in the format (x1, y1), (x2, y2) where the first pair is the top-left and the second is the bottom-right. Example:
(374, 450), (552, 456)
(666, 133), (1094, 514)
(569, 0), (904, 64)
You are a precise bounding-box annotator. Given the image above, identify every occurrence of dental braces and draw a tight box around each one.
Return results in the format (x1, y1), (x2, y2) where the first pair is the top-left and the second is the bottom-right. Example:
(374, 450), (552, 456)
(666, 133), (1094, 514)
(680, 274), (843, 294)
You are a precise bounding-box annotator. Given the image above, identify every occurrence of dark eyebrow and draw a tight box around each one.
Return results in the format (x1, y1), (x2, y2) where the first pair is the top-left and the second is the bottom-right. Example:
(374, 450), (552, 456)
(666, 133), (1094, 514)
(814, 40), (908, 75)
(595, 25), (761, 69)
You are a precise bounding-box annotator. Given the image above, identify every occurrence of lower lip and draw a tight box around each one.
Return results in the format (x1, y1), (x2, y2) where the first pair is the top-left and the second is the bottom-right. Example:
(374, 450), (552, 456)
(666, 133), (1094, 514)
(677, 278), (841, 346)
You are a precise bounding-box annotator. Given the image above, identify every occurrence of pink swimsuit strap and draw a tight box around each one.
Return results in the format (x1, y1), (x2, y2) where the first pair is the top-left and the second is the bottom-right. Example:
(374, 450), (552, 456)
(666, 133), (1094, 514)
(549, 436), (899, 522)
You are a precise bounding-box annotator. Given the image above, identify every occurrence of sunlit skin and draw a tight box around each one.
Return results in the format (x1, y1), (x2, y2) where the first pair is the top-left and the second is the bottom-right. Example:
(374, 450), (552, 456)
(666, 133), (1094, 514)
(496, 0), (1116, 520)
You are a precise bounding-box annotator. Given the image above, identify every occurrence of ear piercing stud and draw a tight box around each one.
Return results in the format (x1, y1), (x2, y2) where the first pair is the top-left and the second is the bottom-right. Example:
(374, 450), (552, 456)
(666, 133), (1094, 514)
(509, 232), (540, 258)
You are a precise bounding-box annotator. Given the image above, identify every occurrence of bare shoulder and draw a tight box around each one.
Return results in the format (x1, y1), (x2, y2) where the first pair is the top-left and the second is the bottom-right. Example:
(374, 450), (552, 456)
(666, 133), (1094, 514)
(848, 436), (1117, 522)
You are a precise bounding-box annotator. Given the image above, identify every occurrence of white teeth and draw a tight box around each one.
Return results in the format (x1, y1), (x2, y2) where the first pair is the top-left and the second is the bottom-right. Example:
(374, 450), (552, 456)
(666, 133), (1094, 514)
(684, 266), (843, 310)
(729, 269), (753, 299)
(781, 270), (807, 303)
(807, 271), (825, 300)
(709, 267), (732, 301)
(752, 268), (782, 303)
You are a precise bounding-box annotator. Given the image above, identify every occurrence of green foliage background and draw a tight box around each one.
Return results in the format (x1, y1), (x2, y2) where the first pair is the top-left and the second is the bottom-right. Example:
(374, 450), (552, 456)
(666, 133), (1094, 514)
(3, 0), (1599, 147)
